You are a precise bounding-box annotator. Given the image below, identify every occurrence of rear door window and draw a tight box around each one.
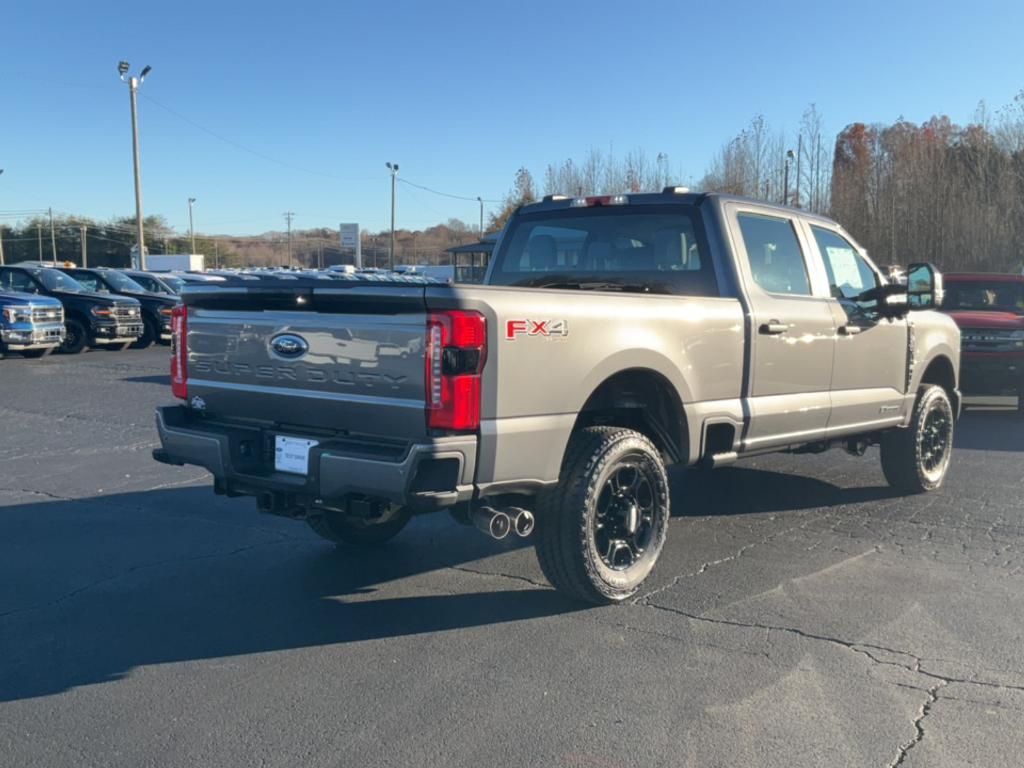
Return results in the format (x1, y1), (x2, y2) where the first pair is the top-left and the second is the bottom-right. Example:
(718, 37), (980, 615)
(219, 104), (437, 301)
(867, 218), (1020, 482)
(736, 213), (811, 296)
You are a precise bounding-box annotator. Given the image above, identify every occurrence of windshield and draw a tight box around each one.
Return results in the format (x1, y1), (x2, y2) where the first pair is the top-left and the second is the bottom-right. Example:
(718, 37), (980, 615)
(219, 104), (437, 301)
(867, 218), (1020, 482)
(943, 280), (1024, 314)
(488, 205), (718, 296)
(102, 271), (148, 292)
(160, 275), (185, 293)
(38, 269), (86, 293)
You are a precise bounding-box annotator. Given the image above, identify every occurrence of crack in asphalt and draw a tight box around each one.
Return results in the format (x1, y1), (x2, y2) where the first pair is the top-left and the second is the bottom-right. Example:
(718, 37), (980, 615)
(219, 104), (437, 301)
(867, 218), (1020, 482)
(447, 565), (549, 589)
(888, 681), (945, 767)
(637, 600), (1024, 766)
(640, 602), (1024, 694)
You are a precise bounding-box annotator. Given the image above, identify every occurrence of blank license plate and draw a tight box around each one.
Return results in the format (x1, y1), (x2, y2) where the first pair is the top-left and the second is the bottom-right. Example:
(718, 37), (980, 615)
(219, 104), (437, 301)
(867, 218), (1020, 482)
(274, 435), (319, 475)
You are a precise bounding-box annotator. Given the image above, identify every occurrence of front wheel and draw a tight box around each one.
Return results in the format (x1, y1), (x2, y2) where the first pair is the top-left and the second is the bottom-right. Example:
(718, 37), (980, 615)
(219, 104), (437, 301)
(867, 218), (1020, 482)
(58, 319), (88, 355)
(880, 385), (955, 494)
(306, 506), (413, 547)
(131, 318), (157, 349)
(535, 426), (670, 604)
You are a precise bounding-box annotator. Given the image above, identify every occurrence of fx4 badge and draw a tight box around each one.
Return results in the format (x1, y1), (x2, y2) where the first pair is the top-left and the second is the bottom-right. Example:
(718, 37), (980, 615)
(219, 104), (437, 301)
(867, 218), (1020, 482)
(505, 319), (569, 341)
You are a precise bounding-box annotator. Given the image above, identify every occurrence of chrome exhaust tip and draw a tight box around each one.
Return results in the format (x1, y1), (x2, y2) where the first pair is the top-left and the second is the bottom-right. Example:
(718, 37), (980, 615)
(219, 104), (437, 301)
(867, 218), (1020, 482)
(472, 506), (511, 540)
(509, 507), (535, 537)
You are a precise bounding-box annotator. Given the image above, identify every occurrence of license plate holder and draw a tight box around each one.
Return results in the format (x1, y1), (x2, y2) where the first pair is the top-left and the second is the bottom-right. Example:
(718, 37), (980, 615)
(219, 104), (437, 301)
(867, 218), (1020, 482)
(274, 435), (319, 475)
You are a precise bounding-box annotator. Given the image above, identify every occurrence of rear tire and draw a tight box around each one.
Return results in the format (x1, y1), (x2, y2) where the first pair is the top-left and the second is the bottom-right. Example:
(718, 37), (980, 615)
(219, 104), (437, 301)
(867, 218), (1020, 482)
(535, 426), (670, 604)
(880, 385), (955, 494)
(307, 506), (413, 547)
(58, 319), (88, 355)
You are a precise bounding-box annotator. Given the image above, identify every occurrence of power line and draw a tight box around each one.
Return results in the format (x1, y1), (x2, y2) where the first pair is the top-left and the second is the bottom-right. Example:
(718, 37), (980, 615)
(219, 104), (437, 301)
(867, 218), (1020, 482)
(139, 93), (378, 183)
(399, 178), (501, 203)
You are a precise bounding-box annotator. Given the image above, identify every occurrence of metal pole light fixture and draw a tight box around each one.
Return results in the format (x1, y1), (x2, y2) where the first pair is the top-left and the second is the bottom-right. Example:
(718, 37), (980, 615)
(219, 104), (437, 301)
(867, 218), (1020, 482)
(386, 162), (399, 271)
(188, 197), (196, 253)
(118, 61), (152, 269)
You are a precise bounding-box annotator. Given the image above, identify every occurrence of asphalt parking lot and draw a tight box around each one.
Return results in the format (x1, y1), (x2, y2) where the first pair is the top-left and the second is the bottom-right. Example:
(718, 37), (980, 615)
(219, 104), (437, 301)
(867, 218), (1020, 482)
(1, 347), (1023, 767)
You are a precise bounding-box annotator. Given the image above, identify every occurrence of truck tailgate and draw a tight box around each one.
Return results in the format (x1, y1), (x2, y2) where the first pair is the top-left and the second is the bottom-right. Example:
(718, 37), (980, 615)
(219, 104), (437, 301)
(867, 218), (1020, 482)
(182, 281), (430, 441)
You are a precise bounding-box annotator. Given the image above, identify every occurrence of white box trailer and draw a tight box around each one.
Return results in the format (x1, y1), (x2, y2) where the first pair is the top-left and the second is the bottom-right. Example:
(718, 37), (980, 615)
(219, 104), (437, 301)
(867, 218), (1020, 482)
(145, 254), (205, 272)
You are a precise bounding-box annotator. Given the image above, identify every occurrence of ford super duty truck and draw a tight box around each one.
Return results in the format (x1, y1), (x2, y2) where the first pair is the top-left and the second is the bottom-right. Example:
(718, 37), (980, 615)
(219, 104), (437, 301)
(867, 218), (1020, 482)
(154, 190), (961, 603)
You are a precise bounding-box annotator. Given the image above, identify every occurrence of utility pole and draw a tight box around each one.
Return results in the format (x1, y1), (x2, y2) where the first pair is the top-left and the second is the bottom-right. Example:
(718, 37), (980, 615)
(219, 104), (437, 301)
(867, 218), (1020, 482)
(794, 134), (803, 209)
(283, 212), (294, 267)
(214, 239), (219, 269)
(80, 224), (88, 267)
(188, 197), (196, 253)
(476, 196), (484, 237)
(385, 162), (399, 271)
(783, 149), (794, 206)
(118, 61), (152, 270)
(0, 170), (4, 265)
(37, 224), (43, 263)
(48, 207), (57, 262)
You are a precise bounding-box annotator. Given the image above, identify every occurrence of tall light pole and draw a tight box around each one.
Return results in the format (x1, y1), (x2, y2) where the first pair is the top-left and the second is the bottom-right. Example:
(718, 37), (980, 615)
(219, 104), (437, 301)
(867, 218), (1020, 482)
(386, 162), (399, 271)
(188, 197), (196, 253)
(119, 61), (152, 270)
(283, 211), (295, 267)
(476, 196), (484, 237)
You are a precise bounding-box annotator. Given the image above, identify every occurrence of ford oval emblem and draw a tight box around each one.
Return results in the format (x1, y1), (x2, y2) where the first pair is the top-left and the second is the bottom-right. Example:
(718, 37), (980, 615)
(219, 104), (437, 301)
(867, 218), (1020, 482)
(270, 333), (309, 359)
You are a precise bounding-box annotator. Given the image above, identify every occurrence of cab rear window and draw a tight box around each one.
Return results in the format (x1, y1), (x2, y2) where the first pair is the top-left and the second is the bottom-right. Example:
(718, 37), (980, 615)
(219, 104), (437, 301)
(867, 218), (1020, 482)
(489, 206), (718, 296)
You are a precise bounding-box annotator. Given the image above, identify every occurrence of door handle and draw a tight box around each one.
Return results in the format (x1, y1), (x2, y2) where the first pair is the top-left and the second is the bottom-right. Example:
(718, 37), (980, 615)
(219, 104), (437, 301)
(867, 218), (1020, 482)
(838, 325), (862, 336)
(759, 321), (788, 335)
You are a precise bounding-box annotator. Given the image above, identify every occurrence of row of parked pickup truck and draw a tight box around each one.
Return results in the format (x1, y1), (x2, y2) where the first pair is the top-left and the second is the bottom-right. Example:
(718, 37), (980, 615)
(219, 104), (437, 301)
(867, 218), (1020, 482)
(0, 265), (184, 359)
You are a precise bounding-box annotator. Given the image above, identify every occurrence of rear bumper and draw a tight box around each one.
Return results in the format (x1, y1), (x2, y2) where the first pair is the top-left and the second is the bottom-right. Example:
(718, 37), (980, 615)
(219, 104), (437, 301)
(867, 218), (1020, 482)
(960, 354), (1024, 395)
(153, 405), (477, 511)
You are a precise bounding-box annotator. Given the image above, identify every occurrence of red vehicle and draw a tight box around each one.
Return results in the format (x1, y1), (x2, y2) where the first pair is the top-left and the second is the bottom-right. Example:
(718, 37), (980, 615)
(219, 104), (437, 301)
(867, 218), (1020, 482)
(942, 273), (1024, 412)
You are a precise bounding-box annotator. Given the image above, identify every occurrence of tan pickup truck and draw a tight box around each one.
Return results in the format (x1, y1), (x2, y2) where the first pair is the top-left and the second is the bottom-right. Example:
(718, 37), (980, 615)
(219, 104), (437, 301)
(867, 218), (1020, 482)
(154, 190), (960, 603)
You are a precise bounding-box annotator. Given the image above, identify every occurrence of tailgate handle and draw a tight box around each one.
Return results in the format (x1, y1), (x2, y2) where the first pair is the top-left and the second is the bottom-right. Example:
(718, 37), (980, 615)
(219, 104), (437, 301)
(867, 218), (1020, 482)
(759, 321), (788, 335)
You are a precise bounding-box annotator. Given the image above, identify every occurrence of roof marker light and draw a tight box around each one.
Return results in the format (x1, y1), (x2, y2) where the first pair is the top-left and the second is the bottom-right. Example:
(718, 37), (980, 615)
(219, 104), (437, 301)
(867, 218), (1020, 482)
(571, 195), (630, 208)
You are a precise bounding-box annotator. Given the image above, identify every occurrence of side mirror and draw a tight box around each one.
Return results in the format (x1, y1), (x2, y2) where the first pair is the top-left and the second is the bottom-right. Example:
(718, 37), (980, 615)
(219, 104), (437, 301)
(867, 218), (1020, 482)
(906, 263), (944, 310)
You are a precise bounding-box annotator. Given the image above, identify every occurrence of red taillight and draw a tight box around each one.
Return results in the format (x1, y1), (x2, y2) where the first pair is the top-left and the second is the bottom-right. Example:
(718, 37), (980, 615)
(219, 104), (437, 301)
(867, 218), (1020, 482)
(170, 305), (188, 400)
(425, 310), (486, 431)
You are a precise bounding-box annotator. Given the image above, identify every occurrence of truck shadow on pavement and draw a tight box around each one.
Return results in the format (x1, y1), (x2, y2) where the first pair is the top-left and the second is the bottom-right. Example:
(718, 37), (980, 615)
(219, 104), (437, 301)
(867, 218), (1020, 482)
(0, 487), (579, 703)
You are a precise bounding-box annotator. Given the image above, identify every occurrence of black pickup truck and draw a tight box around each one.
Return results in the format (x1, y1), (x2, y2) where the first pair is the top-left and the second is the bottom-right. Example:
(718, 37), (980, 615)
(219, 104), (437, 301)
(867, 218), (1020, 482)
(0, 266), (143, 354)
(59, 267), (175, 349)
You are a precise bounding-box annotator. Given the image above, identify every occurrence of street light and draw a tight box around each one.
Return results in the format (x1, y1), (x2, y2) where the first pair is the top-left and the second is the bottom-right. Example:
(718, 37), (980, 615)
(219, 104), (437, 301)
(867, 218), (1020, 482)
(118, 61), (152, 270)
(386, 162), (399, 271)
(188, 197), (196, 254)
(476, 196), (484, 237)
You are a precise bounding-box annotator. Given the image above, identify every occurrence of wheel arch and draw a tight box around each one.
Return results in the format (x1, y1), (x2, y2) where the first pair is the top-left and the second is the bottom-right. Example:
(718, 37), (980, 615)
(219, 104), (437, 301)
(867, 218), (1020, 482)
(917, 354), (959, 415)
(570, 367), (689, 465)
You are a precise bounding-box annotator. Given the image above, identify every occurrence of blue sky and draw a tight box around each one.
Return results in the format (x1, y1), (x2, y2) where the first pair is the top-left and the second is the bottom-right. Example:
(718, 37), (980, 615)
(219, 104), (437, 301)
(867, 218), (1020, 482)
(2, 0), (1022, 236)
